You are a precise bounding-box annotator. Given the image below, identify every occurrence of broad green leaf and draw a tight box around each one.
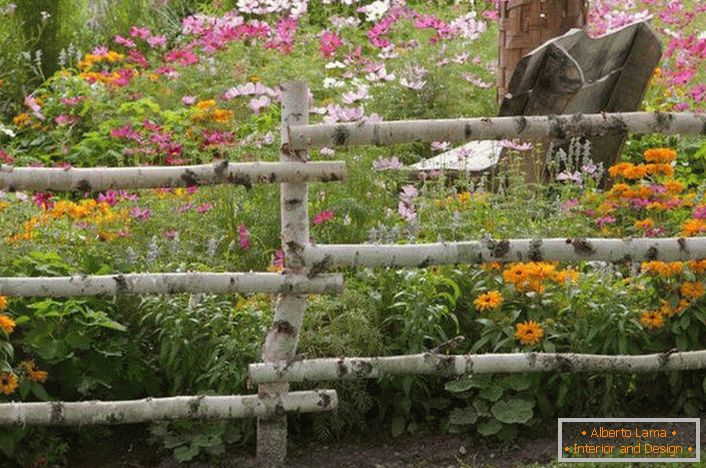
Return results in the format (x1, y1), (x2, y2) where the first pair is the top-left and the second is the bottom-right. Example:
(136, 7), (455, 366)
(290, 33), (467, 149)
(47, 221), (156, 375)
(448, 406), (478, 425)
(491, 399), (534, 424)
(476, 419), (502, 436)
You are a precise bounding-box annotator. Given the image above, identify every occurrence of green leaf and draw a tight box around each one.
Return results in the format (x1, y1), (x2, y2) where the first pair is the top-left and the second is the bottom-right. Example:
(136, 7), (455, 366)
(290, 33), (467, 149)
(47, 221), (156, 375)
(448, 406), (478, 425)
(391, 416), (406, 438)
(499, 374), (531, 391)
(445, 376), (474, 393)
(473, 399), (491, 417)
(30, 382), (49, 401)
(491, 399), (534, 424)
(476, 419), (502, 436)
(174, 444), (199, 462)
(479, 384), (503, 402)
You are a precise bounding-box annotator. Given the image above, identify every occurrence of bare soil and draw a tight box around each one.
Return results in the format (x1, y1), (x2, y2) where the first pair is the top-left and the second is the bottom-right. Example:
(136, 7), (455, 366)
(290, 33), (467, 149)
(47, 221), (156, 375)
(69, 427), (557, 468)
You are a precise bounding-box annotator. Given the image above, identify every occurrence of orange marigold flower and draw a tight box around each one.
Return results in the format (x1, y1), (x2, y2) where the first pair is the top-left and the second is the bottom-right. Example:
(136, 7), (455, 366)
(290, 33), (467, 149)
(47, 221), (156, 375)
(13, 113), (31, 127)
(623, 164), (648, 180)
(481, 262), (502, 272)
(640, 311), (664, 329)
(645, 163), (674, 177)
(634, 218), (654, 230)
(0, 295), (7, 310)
(663, 179), (684, 194)
(608, 162), (633, 179)
(29, 370), (49, 383)
(688, 259), (706, 274)
(553, 269), (579, 284)
(680, 281), (704, 299)
(644, 148), (677, 164)
(641, 261), (683, 278)
(473, 290), (504, 311)
(681, 219), (706, 237)
(514, 320), (544, 346)
(196, 99), (216, 110)
(0, 373), (18, 395)
(0, 315), (15, 334)
(211, 108), (234, 123)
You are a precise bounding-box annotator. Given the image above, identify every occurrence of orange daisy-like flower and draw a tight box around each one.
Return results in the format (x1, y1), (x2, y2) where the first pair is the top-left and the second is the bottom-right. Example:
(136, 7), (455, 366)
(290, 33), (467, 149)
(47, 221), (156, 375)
(0, 372), (18, 395)
(640, 311), (665, 329)
(680, 282), (704, 300)
(0, 295), (7, 310)
(514, 320), (544, 346)
(688, 259), (706, 274)
(473, 290), (504, 311)
(481, 262), (502, 272)
(553, 269), (579, 284)
(682, 219), (706, 237)
(0, 315), (15, 334)
(662, 179), (684, 194)
(634, 218), (654, 230)
(641, 261), (683, 278)
(644, 148), (677, 164)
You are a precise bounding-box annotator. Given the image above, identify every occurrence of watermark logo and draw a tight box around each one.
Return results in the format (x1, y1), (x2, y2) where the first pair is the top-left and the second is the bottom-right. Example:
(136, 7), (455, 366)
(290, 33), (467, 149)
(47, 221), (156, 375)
(558, 418), (699, 463)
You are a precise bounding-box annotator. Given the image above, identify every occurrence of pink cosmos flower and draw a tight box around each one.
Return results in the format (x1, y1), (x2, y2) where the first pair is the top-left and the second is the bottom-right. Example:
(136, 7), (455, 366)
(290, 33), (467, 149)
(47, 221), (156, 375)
(313, 210), (335, 225)
(372, 156), (403, 171)
(319, 30), (343, 57)
(238, 224), (250, 249)
(55, 115), (79, 126)
(182, 95), (197, 105)
(130, 207), (152, 221)
(114, 35), (136, 48)
(24, 96), (45, 121)
(595, 215), (616, 227)
(0, 150), (15, 164)
(147, 35), (167, 49)
(32, 192), (54, 210)
(196, 203), (213, 213)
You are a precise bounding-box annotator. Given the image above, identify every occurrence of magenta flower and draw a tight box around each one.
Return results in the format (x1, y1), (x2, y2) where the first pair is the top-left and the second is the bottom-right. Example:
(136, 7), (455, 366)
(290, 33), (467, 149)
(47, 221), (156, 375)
(55, 115), (79, 126)
(130, 207), (152, 221)
(196, 203), (213, 213)
(319, 30), (343, 57)
(176, 202), (193, 213)
(273, 249), (285, 269)
(0, 150), (15, 164)
(32, 192), (54, 210)
(182, 95), (197, 105)
(313, 210), (335, 225)
(595, 215), (616, 228)
(693, 206), (706, 219)
(98, 191), (119, 206)
(561, 199), (579, 211)
(238, 224), (251, 249)
(114, 35), (136, 48)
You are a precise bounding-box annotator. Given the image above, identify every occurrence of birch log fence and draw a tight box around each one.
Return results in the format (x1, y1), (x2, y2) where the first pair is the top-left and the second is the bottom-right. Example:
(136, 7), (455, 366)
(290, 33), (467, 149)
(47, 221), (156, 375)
(1, 80), (706, 467)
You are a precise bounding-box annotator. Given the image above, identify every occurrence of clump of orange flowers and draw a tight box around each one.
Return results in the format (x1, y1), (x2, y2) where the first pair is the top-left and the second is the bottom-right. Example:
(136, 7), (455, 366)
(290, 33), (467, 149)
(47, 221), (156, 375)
(473, 290), (504, 311)
(19, 361), (48, 383)
(514, 320), (544, 346)
(0, 295), (13, 335)
(502, 262), (578, 293)
(640, 261), (683, 278)
(190, 99), (234, 124)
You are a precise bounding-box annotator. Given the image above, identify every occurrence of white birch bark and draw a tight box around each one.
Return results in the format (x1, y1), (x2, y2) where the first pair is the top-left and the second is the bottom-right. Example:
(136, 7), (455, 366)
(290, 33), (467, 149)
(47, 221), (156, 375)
(257, 81), (311, 466)
(288, 112), (706, 149)
(248, 351), (706, 383)
(0, 273), (343, 297)
(303, 237), (706, 269)
(0, 390), (337, 426)
(0, 161), (345, 192)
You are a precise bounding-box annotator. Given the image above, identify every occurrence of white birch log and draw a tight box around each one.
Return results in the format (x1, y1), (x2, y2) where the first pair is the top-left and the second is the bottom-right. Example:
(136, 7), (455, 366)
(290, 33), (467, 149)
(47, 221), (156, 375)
(0, 161), (346, 192)
(0, 390), (337, 426)
(0, 272), (344, 297)
(248, 351), (706, 383)
(288, 112), (706, 149)
(257, 81), (311, 465)
(303, 237), (706, 269)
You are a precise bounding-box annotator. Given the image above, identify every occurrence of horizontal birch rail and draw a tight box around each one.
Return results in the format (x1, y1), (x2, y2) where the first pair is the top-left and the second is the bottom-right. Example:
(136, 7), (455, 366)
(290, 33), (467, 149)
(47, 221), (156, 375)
(0, 390), (338, 426)
(0, 161), (346, 192)
(288, 112), (706, 149)
(303, 237), (706, 269)
(0, 272), (344, 297)
(248, 350), (706, 383)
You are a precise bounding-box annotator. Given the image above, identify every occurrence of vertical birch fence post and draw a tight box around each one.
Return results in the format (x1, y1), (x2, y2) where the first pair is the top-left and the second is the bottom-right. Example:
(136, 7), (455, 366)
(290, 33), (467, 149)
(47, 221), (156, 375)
(257, 81), (310, 466)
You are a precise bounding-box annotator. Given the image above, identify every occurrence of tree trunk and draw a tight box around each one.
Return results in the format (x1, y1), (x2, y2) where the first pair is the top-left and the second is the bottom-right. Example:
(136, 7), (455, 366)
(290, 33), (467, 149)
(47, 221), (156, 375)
(497, 0), (588, 102)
